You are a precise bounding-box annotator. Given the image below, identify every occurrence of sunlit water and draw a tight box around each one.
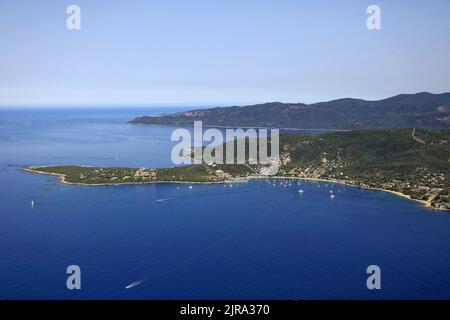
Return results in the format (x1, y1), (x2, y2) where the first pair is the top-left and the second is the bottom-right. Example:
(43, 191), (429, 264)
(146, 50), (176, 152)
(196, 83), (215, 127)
(0, 108), (449, 299)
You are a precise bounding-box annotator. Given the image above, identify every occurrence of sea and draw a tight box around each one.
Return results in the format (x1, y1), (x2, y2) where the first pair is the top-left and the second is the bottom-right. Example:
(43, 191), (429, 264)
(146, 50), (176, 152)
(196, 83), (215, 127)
(0, 107), (449, 299)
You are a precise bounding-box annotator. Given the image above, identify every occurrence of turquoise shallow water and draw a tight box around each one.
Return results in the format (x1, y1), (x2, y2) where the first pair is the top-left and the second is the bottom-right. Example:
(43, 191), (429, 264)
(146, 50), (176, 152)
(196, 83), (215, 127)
(0, 108), (449, 299)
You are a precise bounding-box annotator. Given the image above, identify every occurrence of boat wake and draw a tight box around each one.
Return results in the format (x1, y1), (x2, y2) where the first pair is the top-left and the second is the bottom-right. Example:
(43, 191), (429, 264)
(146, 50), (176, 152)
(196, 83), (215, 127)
(125, 279), (145, 289)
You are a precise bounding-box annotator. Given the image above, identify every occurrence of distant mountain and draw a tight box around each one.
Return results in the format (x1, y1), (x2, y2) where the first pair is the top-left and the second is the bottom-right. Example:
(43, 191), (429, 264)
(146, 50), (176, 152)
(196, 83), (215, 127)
(129, 92), (450, 130)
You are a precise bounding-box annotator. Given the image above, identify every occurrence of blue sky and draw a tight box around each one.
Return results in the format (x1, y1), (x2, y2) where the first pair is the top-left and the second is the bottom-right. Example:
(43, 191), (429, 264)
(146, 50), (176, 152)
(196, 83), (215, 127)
(0, 0), (449, 107)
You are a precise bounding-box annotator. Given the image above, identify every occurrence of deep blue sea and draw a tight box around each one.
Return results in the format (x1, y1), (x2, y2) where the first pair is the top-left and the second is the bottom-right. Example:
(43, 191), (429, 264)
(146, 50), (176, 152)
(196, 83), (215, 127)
(0, 108), (449, 300)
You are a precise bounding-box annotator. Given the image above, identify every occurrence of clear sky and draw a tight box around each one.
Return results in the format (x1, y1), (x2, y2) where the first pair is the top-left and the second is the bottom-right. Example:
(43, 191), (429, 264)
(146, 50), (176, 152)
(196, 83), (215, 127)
(0, 0), (449, 107)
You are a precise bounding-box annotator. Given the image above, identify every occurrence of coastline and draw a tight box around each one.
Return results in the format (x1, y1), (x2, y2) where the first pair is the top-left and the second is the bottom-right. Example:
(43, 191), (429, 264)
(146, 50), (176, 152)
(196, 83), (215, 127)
(259, 175), (440, 211)
(129, 122), (350, 132)
(24, 166), (246, 186)
(25, 166), (447, 212)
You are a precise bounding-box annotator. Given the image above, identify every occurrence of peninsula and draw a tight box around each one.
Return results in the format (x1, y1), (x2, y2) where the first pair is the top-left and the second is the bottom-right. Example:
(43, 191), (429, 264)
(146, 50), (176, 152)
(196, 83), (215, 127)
(26, 128), (450, 211)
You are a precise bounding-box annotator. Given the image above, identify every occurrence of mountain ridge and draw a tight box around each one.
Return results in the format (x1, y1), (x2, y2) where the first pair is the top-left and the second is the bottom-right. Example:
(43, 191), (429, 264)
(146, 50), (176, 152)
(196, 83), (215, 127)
(130, 92), (450, 130)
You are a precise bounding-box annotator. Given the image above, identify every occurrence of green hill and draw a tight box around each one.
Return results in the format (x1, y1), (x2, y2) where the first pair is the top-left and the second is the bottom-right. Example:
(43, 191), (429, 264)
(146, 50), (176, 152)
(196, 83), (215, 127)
(130, 92), (450, 130)
(26, 128), (450, 210)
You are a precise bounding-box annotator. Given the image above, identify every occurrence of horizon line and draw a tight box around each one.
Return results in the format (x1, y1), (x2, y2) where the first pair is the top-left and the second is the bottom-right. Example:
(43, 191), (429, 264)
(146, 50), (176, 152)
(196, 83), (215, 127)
(0, 91), (448, 109)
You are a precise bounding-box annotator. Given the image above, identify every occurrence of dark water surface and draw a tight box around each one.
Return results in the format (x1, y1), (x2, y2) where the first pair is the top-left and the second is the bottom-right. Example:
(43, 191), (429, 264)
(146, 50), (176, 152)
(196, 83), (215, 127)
(0, 108), (449, 299)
